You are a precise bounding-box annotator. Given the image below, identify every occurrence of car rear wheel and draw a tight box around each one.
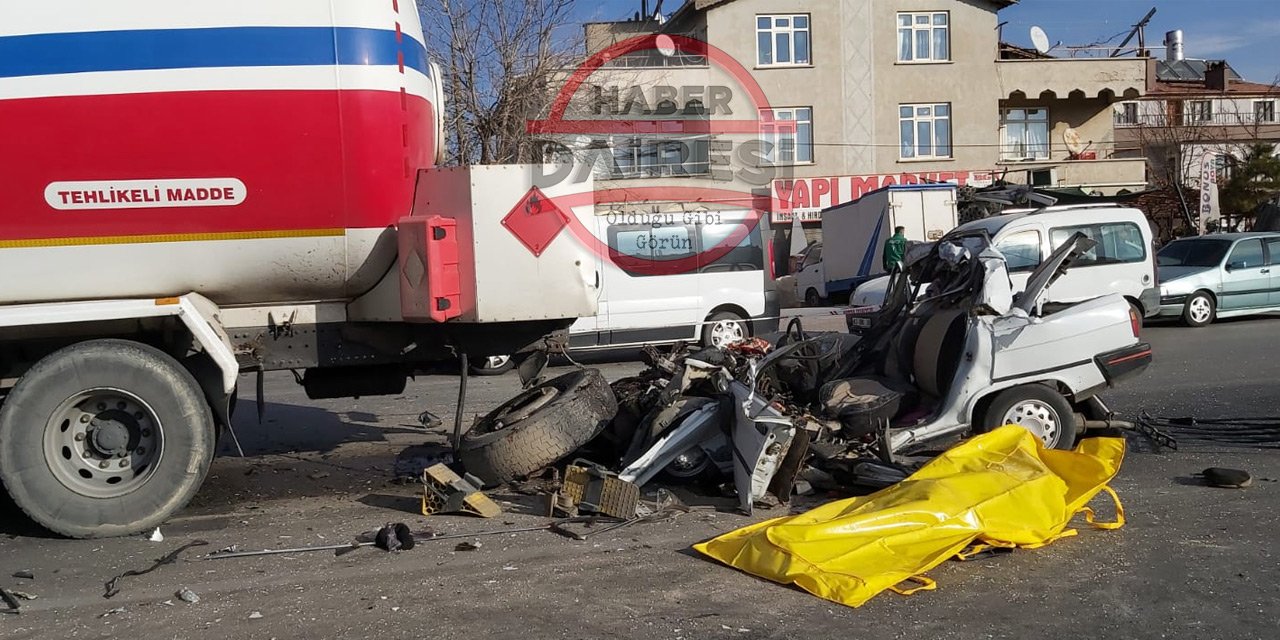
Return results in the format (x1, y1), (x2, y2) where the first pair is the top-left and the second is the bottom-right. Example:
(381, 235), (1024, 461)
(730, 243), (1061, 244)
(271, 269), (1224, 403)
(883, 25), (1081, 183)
(979, 384), (1078, 451)
(1182, 292), (1215, 327)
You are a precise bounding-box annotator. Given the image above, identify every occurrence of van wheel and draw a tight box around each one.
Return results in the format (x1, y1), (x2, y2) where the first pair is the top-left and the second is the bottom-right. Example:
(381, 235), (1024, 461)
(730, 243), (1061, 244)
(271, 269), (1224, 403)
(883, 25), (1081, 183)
(1182, 292), (1215, 327)
(979, 384), (1078, 450)
(804, 289), (822, 307)
(0, 340), (215, 538)
(470, 355), (515, 376)
(703, 312), (748, 349)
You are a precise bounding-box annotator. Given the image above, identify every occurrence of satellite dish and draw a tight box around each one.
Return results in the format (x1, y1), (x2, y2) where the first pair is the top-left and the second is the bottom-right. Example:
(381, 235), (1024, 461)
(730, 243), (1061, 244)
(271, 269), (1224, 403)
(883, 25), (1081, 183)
(1030, 26), (1051, 54)
(655, 34), (677, 57)
(1063, 128), (1085, 156)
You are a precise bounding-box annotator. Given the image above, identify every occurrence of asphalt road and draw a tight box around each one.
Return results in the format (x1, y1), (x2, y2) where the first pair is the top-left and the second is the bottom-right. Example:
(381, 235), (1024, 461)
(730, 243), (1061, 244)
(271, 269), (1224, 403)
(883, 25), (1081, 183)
(2, 316), (1280, 639)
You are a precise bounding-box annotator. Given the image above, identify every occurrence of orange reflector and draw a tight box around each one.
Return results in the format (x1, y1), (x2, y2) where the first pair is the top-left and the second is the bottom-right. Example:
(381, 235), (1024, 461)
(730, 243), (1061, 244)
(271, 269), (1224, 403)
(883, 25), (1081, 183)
(154, 297), (180, 306)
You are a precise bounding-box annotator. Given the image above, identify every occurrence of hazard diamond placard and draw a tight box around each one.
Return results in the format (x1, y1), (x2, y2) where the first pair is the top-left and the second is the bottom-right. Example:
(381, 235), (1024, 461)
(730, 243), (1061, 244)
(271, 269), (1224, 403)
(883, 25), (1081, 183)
(501, 187), (571, 257)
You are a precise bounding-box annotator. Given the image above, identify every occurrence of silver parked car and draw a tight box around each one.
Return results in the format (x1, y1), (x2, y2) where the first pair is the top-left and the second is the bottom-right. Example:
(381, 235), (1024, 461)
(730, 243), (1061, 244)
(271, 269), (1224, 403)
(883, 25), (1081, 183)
(1156, 232), (1280, 327)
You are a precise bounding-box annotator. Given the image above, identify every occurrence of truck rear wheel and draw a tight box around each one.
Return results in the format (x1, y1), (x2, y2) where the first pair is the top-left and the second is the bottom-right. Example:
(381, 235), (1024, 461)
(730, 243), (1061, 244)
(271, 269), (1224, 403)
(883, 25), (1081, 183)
(0, 340), (215, 538)
(458, 369), (615, 487)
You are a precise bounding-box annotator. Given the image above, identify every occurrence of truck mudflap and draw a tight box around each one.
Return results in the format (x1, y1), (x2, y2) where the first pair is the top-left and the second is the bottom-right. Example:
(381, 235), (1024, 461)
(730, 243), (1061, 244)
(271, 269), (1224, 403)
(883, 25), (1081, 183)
(1095, 343), (1152, 386)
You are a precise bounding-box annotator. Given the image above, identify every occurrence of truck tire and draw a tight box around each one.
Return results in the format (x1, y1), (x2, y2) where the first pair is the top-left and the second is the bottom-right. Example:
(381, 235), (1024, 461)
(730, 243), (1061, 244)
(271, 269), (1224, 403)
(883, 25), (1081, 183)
(0, 340), (215, 538)
(978, 384), (1078, 451)
(458, 369), (616, 487)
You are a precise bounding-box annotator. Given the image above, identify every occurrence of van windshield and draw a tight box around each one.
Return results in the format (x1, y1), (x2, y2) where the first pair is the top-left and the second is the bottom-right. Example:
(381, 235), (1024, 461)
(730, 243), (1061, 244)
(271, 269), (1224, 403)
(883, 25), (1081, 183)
(1157, 239), (1232, 268)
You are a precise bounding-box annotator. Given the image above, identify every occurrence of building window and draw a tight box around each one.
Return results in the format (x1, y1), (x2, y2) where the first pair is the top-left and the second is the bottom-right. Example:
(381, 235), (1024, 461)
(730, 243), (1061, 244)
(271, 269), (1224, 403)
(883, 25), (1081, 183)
(1185, 100), (1213, 124)
(760, 107), (814, 165)
(1000, 108), (1050, 161)
(899, 104), (951, 159)
(1256, 100), (1277, 123)
(756, 15), (811, 67)
(1116, 101), (1139, 126)
(897, 12), (950, 62)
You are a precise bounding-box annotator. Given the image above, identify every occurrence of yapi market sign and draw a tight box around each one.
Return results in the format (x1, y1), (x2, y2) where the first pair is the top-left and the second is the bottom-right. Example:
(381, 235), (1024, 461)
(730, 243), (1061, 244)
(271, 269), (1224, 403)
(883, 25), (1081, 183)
(771, 170), (995, 223)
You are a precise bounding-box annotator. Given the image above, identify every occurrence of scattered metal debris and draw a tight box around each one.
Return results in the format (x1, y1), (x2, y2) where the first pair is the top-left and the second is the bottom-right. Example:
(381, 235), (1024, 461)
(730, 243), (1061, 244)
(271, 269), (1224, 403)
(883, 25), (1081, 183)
(1137, 413), (1280, 450)
(176, 588), (200, 604)
(454, 541), (482, 551)
(103, 540), (209, 599)
(248, 611), (264, 620)
(12, 570), (33, 580)
(99, 607), (126, 618)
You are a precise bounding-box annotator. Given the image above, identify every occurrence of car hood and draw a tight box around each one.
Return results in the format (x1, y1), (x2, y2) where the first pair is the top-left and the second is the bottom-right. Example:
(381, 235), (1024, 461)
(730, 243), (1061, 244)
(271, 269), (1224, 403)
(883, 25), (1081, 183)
(1159, 266), (1215, 283)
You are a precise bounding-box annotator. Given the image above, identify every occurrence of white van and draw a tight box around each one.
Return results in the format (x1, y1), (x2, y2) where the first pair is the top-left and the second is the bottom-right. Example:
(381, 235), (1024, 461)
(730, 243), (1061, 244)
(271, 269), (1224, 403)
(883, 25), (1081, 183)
(850, 204), (1160, 322)
(474, 210), (778, 374)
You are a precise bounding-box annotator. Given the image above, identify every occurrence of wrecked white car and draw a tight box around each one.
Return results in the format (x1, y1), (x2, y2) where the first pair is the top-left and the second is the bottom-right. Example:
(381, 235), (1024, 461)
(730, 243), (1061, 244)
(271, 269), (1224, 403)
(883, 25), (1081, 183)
(457, 232), (1151, 510)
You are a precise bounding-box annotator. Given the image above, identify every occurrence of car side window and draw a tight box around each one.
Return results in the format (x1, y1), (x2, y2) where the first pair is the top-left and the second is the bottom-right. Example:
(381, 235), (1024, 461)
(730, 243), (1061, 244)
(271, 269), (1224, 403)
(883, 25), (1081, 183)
(802, 246), (822, 269)
(1267, 239), (1280, 266)
(994, 230), (1042, 272)
(1227, 239), (1265, 270)
(1050, 222), (1146, 266)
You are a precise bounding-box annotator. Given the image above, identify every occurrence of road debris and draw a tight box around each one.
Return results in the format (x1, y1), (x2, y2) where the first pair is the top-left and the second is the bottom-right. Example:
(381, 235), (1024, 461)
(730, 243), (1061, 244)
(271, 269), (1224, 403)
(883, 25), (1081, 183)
(421, 464), (501, 518)
(454, 541), (482, 551)
(1197, 467), (1253, 488)
(147, 527), (164, 543)
(248, 611), (264, 620)
(99, 607), (126, 618)
(12, 570), (33, 580)
(103, 540), (209, 599)
(7, 591), (37, 601)
(176, 588), (200, 604)
(0, 588), (22, 614)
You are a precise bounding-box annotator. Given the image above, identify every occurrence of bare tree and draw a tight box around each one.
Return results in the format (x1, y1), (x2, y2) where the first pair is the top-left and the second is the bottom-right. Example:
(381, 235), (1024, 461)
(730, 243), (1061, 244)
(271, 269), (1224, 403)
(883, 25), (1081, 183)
(1122, 79), (1280, 233)
(418, 0), (585, 165)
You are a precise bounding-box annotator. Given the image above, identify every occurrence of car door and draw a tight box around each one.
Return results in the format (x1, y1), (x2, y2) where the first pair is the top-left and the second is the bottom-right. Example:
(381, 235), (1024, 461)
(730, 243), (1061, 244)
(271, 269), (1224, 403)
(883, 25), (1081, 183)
(1267, 237), (1280, 305)
(1219, 238), (1269, 310)
(993, 228), (1044, 293)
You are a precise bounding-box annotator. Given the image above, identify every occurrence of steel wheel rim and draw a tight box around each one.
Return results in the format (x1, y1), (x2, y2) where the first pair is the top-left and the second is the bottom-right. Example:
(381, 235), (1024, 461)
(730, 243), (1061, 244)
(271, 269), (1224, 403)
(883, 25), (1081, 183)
(710, 320), (745, 348)
(42, 388), (164, 498)
(1002, 400), (1060, 447)
(1189, 297), (1212, 323)
(483, 355), (511, 370)
(665, 448), (711, 479)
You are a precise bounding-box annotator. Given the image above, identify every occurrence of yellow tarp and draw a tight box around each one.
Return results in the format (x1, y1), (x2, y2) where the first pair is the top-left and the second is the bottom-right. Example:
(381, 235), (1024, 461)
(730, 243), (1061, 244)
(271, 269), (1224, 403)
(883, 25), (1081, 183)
(694, 426), (1126, 608)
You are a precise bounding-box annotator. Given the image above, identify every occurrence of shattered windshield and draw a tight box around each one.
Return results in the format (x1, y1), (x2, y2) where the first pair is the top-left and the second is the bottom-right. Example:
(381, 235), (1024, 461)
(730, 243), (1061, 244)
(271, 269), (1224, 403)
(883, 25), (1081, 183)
(1157, 239), (1232, 268)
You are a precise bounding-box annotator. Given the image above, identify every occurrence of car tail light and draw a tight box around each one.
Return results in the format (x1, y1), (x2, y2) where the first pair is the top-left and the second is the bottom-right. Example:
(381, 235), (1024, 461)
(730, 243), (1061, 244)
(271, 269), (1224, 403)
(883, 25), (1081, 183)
(1129, 306), (1141, 338)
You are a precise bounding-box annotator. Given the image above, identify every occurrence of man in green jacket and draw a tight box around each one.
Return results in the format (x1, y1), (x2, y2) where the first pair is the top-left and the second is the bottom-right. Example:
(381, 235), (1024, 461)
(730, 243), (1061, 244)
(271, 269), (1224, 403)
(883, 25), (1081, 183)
(882, 226), (907, 272)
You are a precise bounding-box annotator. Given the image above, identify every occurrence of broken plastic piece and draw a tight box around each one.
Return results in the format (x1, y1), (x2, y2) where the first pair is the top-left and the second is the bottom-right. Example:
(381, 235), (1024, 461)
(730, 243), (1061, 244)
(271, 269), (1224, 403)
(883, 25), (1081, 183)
(147, 527), (164, 542)
(176, 588), (199, 604)
(1198, 467), (1252, 488)
(421, 463), (502, 518)
(563, 463), (640, 519)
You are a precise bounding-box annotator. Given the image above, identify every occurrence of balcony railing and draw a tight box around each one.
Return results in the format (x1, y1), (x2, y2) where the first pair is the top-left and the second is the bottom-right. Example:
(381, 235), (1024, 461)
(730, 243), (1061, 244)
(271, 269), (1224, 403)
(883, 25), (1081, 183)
(1116, 112), (1280, 128)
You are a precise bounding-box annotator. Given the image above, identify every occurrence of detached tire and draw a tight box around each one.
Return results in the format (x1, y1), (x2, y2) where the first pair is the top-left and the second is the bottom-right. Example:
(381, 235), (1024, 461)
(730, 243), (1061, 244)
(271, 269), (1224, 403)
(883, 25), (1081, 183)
(0, 340), (215, 538)
(978, 384), (1078, 451)
(458, 369), (616, 487)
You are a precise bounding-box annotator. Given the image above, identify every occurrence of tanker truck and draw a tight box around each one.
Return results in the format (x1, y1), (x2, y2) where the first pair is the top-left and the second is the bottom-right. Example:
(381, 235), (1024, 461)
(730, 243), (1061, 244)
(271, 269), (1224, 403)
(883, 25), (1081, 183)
(0, 2), (601, 537)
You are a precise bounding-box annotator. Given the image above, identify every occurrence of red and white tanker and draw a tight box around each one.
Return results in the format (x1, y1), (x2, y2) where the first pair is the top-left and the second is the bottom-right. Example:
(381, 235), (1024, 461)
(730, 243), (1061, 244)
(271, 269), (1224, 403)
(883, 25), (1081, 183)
(0, 1), (599, 537)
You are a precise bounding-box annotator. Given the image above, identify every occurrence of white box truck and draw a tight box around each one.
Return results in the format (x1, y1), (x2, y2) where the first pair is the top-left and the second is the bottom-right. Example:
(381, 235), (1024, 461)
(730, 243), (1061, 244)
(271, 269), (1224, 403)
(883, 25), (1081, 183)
(794, 185), (958, 305)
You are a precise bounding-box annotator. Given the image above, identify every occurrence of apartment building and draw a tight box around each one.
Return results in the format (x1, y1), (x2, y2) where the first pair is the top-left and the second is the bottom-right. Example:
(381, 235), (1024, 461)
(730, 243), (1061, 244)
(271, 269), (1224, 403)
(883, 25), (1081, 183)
(1114, 37), (1280, 188)
(559, 0), (1149, 260)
